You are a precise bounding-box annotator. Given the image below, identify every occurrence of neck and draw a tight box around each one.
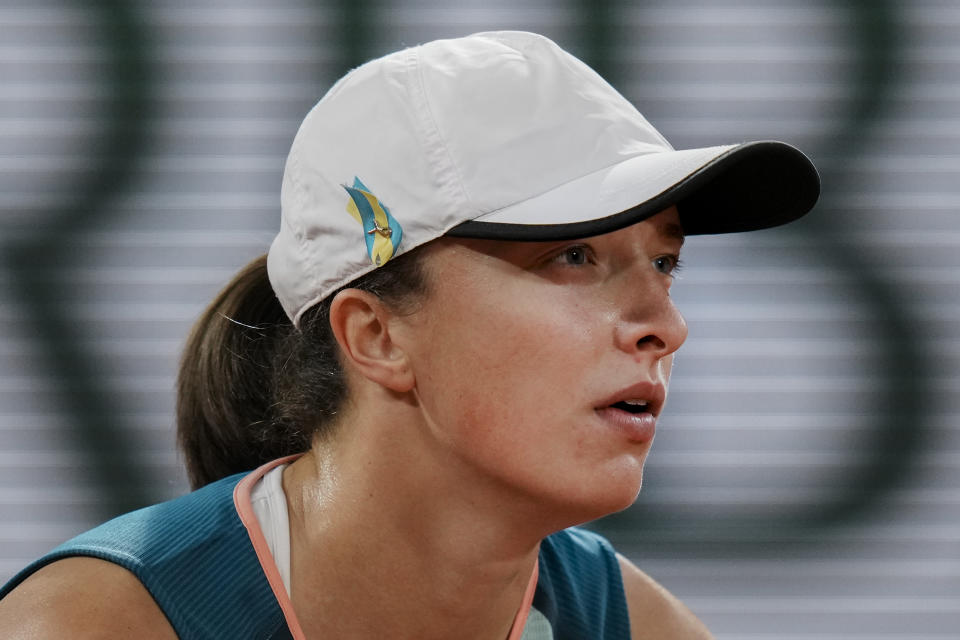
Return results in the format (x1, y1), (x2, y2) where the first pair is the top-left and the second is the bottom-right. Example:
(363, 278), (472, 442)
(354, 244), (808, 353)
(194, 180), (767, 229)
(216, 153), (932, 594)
(282, 414), (544, 639)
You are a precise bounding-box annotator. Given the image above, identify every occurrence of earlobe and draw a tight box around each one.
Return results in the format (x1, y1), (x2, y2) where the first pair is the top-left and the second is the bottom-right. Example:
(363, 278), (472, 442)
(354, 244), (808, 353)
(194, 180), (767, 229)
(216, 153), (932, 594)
(328, 289), (415, 393)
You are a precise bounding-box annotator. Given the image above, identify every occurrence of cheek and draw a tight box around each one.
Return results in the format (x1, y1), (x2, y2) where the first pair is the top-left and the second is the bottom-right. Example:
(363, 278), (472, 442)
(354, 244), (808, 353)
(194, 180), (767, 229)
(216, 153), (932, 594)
(415, 290), (604, 444)
(422, 310), (548, 416)
(405, 279), (651, 516)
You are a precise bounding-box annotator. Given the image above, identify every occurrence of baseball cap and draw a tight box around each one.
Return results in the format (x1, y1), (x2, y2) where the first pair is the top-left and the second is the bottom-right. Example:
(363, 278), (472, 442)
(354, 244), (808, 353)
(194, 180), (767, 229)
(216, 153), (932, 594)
(268, 31), (820, 326)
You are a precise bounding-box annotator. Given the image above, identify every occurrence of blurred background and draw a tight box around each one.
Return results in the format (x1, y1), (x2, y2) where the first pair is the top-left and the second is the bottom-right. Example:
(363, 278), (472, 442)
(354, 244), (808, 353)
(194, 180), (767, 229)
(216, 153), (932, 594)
(2, 0), (959, 637)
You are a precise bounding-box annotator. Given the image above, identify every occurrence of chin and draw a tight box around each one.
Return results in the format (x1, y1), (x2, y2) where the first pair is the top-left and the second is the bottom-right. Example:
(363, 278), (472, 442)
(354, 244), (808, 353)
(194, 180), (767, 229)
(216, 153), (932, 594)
(556, 469), (645, 527)
(600, 481), (645, 517)
(602, 461), (648, 511)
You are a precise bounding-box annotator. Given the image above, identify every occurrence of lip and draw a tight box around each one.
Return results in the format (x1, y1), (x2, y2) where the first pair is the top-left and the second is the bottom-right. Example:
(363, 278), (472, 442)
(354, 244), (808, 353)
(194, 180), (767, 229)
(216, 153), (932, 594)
(596, 381), (666, 417)
(594, 381), (666, 444)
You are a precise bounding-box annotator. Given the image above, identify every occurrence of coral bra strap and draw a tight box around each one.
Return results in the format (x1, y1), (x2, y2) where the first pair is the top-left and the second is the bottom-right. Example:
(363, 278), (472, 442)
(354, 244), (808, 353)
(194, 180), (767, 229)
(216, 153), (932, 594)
(234, 456), (540, 640)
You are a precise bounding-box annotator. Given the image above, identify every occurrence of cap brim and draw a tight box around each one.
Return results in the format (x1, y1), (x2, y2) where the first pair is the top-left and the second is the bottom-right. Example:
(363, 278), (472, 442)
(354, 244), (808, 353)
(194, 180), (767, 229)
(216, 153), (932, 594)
(446, 140), (820, 241)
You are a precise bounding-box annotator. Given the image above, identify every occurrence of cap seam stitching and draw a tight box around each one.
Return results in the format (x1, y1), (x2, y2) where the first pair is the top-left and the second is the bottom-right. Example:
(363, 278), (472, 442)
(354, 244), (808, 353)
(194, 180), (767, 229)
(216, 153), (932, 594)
(410, 45), (472, 217)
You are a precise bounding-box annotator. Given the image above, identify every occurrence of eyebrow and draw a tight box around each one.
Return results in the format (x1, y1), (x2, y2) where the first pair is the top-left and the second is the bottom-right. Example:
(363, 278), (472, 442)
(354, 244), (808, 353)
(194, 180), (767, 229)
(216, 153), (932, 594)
(659, 222), (686, 247)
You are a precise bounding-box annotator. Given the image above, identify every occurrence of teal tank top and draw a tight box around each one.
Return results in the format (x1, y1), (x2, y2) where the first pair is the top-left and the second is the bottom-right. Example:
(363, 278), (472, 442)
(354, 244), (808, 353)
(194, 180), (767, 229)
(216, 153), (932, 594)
(0, 471), (630, 639)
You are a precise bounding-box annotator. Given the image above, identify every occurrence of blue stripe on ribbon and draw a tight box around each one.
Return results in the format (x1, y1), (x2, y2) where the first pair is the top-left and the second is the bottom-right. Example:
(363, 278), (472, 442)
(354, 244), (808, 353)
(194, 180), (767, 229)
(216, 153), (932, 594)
(342, 178), (403, 265)
(343, 184), (380, 259)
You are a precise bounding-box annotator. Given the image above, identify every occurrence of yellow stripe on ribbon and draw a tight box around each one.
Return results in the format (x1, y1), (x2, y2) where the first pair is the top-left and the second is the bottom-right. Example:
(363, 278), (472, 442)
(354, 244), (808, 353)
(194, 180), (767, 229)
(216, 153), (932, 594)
(343, 177), (403, 267)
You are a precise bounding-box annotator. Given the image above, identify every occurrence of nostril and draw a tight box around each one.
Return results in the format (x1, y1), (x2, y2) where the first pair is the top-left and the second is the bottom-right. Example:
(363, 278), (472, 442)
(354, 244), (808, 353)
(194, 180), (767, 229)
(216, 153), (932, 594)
(637, 335), (666, 350)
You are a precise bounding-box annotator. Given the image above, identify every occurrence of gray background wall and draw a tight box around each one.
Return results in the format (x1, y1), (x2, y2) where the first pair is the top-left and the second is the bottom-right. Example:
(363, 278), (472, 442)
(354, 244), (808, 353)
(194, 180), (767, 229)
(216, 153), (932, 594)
(2, 1), (959, 637)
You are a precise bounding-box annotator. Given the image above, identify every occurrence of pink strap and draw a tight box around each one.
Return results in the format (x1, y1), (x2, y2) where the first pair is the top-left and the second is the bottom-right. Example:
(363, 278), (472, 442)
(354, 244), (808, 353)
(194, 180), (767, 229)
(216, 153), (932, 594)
(234, 456), (307, 640)
(234, 456), (540, 639)
(507, 558), (540, 639)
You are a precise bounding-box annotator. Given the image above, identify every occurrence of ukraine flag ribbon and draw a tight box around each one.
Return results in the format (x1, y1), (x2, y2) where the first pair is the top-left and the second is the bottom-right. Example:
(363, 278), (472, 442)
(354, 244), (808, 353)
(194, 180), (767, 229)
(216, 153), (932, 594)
(343, 177), (403, 267)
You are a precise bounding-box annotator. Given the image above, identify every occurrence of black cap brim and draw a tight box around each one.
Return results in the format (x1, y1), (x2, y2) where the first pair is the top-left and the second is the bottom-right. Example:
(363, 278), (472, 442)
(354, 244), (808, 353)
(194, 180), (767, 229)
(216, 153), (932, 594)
(447, 141), (820, 241)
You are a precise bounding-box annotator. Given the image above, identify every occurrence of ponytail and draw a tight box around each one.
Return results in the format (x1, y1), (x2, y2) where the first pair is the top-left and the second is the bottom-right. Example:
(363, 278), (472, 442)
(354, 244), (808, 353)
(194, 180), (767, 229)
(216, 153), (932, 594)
(176, 255), (293, 488)
(177, 249), (429, 488)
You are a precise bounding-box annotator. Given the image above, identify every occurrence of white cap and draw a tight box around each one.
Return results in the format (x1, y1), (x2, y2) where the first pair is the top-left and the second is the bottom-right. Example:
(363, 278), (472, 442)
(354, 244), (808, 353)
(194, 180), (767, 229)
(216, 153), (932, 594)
(268, 31), (819, 325)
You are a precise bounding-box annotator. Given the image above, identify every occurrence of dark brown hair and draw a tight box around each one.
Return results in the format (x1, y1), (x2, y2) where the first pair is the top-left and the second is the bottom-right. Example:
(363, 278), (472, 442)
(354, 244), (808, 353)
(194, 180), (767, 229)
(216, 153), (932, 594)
(177, 250), (429, 489)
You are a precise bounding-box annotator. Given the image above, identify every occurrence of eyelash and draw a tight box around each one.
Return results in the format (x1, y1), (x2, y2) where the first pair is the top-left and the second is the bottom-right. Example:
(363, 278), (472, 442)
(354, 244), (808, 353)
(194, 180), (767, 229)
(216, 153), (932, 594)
(654, 255), (684, 278)
(548, 246), (683, 278)
(550, 244), (595, 266)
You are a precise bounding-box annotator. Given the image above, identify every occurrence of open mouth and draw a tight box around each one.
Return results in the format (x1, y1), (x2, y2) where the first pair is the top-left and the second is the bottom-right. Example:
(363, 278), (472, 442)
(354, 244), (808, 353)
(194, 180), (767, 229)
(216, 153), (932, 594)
(611, 401), (650, 414)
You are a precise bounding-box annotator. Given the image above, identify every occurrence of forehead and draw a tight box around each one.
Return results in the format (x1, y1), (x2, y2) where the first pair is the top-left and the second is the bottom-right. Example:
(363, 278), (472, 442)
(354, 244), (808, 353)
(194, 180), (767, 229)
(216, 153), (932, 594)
(515, 205), (683, 251)
(644, 204), (684, 243)
(583, 204), (684, 247)
(656, 220), (685, 247)
(430, 206), (684, 268)
(590, 207), (685, 253)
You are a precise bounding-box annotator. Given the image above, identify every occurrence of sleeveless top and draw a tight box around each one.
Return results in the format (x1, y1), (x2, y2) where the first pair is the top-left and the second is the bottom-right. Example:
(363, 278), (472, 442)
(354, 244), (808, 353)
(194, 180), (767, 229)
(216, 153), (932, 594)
(249, 463), (292, 595)
(0, 459), (631, 639)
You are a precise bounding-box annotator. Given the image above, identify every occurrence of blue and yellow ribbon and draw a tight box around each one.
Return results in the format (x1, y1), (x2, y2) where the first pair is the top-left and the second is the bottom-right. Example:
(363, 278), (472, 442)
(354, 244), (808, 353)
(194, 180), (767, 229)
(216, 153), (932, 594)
(343, 177), (403, 267)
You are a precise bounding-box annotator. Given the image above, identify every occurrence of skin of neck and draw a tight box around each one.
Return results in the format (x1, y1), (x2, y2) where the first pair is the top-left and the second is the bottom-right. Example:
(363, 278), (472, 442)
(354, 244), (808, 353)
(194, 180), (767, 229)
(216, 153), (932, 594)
(281, 380), (546, 640)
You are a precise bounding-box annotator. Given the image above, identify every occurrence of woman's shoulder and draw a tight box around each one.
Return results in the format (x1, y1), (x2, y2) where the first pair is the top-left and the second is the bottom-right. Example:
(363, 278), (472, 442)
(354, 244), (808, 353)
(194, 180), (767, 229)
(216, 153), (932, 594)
(0, 557), (176, 640)
(539, 528), (713, 639)
(616, 553), (714, 640)
(0, 471), (251, 600)
(0, 470), (277, 639)
(535, 528), (631, 636)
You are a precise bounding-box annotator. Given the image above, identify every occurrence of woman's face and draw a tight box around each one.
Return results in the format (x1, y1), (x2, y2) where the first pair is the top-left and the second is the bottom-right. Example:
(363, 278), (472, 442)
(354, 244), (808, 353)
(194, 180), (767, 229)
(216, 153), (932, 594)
(399, 206), (688, 524)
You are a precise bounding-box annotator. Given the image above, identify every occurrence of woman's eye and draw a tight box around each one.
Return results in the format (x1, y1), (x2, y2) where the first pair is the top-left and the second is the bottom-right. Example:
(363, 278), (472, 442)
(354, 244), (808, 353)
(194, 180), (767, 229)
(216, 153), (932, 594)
(553, 245), (592, 266)
(653, 255), (683, 276)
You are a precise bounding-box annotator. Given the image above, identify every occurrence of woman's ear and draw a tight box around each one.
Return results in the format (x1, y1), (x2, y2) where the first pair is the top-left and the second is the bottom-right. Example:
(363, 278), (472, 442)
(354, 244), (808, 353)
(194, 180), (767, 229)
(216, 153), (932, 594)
(328, 289), (415, 393)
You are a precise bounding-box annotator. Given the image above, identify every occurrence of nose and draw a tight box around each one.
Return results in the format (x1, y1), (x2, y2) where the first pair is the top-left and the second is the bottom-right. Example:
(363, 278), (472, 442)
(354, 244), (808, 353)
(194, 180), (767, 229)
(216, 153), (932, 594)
(614, 284), (688, 360)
